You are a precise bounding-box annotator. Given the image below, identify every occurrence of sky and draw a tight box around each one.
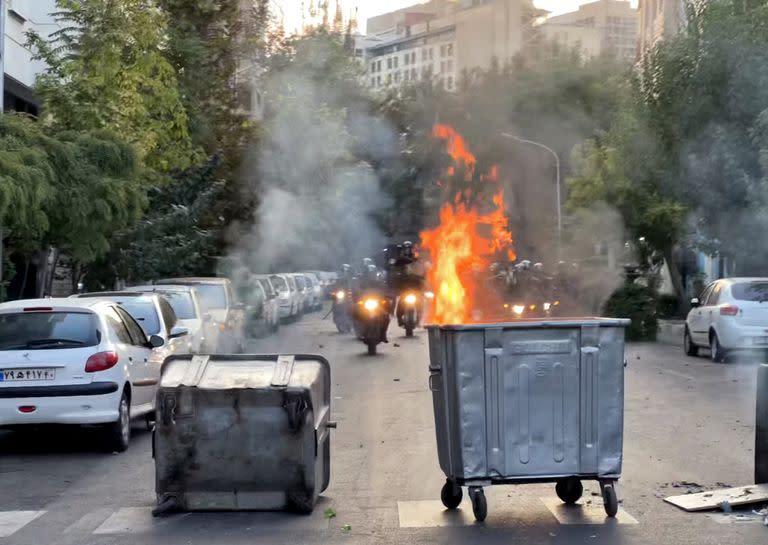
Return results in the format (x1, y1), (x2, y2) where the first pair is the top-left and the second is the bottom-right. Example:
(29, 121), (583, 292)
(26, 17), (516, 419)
(275, 1), (639, 33)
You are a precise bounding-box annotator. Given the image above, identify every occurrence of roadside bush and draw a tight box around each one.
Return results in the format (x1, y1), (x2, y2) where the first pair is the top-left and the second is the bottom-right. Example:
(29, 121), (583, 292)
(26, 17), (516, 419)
(656, 294), (680, 319)
(603, 282), (658, 341)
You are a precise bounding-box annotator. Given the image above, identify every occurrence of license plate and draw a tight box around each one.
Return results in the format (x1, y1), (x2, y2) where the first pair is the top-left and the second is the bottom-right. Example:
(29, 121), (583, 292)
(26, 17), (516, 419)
(0, 368), (56, 382)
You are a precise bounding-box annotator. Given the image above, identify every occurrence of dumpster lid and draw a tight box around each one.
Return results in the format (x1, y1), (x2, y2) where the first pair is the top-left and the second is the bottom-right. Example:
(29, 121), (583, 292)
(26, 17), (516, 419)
(426, 317), (630, 331)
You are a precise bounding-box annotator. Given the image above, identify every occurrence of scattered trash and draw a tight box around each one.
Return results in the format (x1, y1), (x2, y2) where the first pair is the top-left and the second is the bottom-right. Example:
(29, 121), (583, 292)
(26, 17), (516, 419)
(393, 378), (400, 382)
(393, 343), (401, 347)
(549, 532), (557, 537)
(324, 508), (337, 519)
(720, 500), (732, 513)
(591, 492), (600, 497)
(341, 524), (352, 533)
(319, 344), (324, 348)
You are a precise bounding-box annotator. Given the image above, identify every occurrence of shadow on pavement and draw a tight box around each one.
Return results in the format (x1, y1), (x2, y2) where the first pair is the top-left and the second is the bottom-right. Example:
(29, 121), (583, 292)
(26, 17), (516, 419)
(0, 423), (151, 456)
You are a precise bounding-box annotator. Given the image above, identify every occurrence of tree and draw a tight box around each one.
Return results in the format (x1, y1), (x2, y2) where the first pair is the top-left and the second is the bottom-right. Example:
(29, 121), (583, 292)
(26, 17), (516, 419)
(28, 0), (194, 172)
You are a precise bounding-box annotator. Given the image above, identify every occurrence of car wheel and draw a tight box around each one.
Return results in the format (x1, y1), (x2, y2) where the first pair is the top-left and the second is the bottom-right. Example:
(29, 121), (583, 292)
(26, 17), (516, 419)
(710, 332), (727, 363)
(104, 391), (131, 452)
(684, 328), (699, 357)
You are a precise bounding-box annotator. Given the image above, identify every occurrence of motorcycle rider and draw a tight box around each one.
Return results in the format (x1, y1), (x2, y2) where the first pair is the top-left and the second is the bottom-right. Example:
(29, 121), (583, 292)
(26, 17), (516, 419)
(354, 262), (391, 343)
(386, 241), (426, 327)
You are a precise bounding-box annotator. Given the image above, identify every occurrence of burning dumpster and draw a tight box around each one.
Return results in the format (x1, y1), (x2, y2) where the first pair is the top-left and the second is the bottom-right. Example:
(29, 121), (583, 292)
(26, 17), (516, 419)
(427, 319), (629, 521)
(152, 354), (334, 515)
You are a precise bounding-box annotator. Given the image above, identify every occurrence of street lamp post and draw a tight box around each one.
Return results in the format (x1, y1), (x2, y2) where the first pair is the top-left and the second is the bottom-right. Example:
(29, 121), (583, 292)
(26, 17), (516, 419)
(501, 132), (562, 259)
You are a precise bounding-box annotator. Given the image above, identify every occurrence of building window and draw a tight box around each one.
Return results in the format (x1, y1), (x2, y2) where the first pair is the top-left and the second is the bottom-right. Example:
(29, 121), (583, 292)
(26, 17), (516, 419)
(447, 76), (454, 90)
(440, 61), (445, 74)
(377, 60), (382, 71)
(429, 48), (434, 60)
(377, 75), (381, 86)
(386, 74), (392, 85)
(394, 56), (399, 68)
(422, 66), (430, 78)
(447, 43), (453, 56)
(395, 71), (401, 83)
(387, 57), (392, 69)
(411, 51), (416, 63)
(404, 71), (410, 82)
(422, 48), (428, 61)
(411, 68), (417, 79)
(440, 45), (446, 57)
(404, 53), (409, 66)
(371, 77), (376, 87)
(447, 60), (453, 72)
(371, 61), (376, 73)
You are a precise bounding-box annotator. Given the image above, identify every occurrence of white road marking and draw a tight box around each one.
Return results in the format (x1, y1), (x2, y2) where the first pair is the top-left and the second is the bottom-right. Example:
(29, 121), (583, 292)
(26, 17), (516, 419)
(0, 510), (46, 537)
(540, 497), (639, 525)
(64, 507), (114, 534)
(397, 500), (475, 528)
(93, 507), (156, 534)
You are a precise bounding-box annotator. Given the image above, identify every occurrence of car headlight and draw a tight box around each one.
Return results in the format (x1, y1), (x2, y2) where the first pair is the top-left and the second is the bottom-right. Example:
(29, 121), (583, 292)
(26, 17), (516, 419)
(363, 299), (379, 311)
(424, 291), (435, 299)
(404, 293), (417, 305)
(335, 290), (345, 301)
(543, 302), (552, 311)
(512, 305), (525, 316)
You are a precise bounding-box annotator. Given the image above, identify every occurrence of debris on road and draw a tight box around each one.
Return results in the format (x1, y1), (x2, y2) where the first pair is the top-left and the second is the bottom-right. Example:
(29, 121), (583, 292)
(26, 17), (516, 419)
(720, 500), (732, 513)
(393, 378), (400, 382)
(665, 484), (768, 512)
(393, 343), (401, 347)
(324, 508), (337, 519)
(341, 524), (352, 533)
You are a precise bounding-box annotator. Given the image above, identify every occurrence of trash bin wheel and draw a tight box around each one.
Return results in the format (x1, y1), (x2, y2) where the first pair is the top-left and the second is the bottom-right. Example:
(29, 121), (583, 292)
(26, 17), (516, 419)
(555, 477), (583, 504)
(469, 487), (487, 522)
(602, 483), (619, 517)
(440, 479), (463, 510)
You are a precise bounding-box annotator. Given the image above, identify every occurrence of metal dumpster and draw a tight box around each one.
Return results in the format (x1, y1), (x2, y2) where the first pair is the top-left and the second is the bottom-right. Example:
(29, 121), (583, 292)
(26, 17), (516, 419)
(152, 354), (334, 515)
(427, 318), (630, 521)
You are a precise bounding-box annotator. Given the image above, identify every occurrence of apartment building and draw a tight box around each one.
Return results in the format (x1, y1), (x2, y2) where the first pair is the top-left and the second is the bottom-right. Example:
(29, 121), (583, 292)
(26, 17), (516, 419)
(2, 0), (60, 114)
(637, 0), (686, 57)
(540, 0), (638, 62)
(363, 0), (544, 91)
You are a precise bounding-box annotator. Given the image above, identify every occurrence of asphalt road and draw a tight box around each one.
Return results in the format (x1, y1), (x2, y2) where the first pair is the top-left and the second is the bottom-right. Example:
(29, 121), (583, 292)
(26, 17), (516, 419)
(0, 309), (765, 545)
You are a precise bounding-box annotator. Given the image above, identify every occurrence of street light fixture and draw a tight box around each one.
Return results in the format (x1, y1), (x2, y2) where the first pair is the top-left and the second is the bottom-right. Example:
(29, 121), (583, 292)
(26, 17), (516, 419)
(501, 132), (562, 259)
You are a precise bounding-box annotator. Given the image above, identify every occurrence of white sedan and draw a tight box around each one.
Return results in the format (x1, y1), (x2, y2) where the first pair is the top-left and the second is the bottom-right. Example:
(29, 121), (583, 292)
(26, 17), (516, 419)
(684, 277), (768, 362)
(0, 298), (165, 451)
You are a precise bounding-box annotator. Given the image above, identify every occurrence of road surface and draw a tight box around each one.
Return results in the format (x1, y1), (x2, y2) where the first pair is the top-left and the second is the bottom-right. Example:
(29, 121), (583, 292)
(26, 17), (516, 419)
(0, 309), (764, 544)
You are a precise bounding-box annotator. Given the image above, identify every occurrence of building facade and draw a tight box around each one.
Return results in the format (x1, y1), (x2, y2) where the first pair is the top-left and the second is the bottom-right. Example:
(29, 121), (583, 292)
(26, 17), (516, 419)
(3, 0), (60, 114)
(539, 0), (638, 62)
(637, 0), (686, 57)
(362, 0), (544, 92)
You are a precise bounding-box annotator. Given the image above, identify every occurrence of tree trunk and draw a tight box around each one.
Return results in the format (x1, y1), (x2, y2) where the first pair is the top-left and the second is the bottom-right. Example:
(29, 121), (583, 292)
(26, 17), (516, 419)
(663, 247), (687, 313)
(46, 248), (60, 296)
(19, 261), (29, 299)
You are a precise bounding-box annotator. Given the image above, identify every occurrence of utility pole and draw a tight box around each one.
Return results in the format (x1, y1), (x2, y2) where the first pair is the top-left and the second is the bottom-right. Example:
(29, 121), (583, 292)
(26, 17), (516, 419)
(0, 0), (6, 302)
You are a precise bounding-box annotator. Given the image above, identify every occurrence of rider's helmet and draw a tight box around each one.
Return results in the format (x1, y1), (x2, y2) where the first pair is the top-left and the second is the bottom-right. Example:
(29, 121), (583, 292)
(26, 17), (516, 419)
(490, 262), (500, 274)
(362, 257), (373, 270)
(341, 263), (351, 273)
(403, 241), (414, 258)
(533, 262), (544, 272)
(519, 259), (531, 271)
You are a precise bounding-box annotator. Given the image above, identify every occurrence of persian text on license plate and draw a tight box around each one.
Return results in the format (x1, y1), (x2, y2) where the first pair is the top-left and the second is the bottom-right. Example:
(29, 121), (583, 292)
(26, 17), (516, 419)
(0, 368), (56, 382)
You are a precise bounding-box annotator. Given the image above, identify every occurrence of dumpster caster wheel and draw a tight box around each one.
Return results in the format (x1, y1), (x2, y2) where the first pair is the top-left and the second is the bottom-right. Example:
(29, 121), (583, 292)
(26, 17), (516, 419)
(555, 477), (583, 504)
(440, 480), (463, 510)
(469, 487), (487, 522)
(602, 483), (619, 518)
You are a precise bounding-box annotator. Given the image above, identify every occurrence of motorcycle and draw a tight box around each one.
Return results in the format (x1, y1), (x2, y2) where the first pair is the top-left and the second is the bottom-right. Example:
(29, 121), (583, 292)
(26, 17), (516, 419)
(332, 288), (353, 334)
(397, 290), (431, 337)
(352, 291), (390, 355)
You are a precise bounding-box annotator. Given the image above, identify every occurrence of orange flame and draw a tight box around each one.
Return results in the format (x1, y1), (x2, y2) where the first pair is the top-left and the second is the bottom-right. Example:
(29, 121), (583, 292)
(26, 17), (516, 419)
(421, 125), (516, 324)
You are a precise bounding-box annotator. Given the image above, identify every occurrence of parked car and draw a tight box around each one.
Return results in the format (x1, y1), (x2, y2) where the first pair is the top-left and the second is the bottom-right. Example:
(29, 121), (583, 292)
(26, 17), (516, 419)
(685, 277), (768, 362)
(124, 285), (207, 353)
(270, 274), (299, 321)
(291, 273), (312, 313)
(234, 275), (270, 338)
(0, 298), (166, 451)
(303, 272), (324, 311)
(71, 292), (189, 355)
(155, 277), (245, 352)
(254, 275), (280, 332)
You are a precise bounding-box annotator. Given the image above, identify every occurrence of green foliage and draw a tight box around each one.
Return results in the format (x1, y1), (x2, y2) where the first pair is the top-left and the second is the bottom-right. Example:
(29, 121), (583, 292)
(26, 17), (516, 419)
(28, 0), (194, 172)
(0, 114), (143, 262)
(657, 293), (681, 319)
(98, 156), (227, 284)
(603, 281), (658, 341)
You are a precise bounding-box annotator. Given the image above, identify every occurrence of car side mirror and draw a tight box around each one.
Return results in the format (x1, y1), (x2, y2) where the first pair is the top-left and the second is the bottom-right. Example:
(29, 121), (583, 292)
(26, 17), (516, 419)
(690, 298), (700, 308)
(148, 334), (165, 348)
(169, 326), (189, 339)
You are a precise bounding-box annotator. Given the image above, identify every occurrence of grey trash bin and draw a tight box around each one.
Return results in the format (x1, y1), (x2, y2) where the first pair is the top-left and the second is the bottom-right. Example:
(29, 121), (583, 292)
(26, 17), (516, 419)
(427, 318), (630, 521)
(152, 354), (334, 515)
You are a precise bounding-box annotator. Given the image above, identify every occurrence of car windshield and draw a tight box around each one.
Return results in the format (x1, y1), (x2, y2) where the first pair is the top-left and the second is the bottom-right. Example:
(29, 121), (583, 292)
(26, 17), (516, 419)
(159, 291), (196, 319)
(731, 282), (768, 302)
(258, 279), (273, 297)
(269, 275), (287, 292)
(0, 312), (98, 350)
(118, 301), (161, 335)
(194, 284), (228, 310)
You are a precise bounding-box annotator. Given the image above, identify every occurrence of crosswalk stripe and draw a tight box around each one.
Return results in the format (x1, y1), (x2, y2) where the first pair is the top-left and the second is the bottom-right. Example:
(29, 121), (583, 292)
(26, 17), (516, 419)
(93, 507), (155, 535)
(64, 507), (114, 534)
(0, 510), (46, 537)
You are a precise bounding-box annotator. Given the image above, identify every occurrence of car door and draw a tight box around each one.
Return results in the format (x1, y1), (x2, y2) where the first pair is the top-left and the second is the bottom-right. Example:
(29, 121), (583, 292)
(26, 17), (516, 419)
(689, 284), (714, 345)
(702, 282), (723, 337)
(157, 297), (182, 353)
(103, 306), (148, 408)
(114, 306), (155, 408)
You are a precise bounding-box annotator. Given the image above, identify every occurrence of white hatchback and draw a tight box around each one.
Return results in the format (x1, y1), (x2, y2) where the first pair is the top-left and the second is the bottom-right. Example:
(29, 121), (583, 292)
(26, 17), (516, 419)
(0, 298), (165, 451)
(684, 277), (768, 362)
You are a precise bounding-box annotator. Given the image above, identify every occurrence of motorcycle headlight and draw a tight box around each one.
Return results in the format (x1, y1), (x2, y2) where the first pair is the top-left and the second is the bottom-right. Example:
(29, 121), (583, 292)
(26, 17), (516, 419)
(512, 305), (525, 316)
(404, 293), (417, 305)
(424, 291), (435, 299)
(543, 302), (552, 311)
(363, 299), (379, 311)
(335, 290), (345, 301)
